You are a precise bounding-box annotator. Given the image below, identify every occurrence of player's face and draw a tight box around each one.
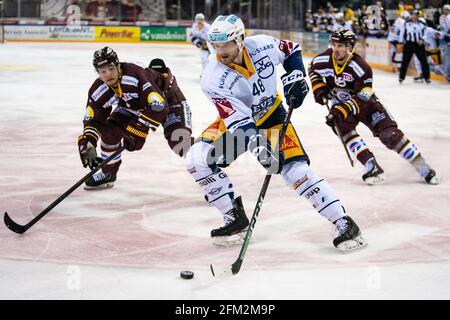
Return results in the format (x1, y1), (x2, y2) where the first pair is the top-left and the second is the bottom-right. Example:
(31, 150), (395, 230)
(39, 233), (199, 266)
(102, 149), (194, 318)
(331, 42), (349, 62)
(212, 41), (240, 65)
(97, 64), (119, 86)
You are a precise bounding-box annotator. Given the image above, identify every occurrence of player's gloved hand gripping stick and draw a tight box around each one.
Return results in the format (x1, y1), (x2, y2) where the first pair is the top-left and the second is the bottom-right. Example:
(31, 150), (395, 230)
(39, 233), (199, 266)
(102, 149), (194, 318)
(324, 98), (355, 167)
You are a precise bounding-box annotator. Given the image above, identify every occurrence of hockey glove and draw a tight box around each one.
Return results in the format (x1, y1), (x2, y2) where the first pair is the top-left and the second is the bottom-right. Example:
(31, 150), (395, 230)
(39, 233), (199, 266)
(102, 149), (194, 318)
(281, 69), (309, 108)
(78, 134), (101, 169)
(325, 105), (349, 129)
(313, 85), (332, 105)
(123, 119), (149, 152)
(248, 133), (284, 175)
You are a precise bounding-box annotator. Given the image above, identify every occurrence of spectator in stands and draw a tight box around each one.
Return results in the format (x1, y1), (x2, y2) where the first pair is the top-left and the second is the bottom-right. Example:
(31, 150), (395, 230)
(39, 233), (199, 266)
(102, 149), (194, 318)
(305, 9), (315, 32)
(344, 4), (355, 23)
(85, 0), (117, 21)
(120, 0), (142, 22)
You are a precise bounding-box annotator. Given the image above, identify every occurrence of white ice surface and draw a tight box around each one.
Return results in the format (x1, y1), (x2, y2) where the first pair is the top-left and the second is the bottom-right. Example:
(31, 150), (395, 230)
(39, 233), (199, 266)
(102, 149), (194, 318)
(0, 42), (449, 300)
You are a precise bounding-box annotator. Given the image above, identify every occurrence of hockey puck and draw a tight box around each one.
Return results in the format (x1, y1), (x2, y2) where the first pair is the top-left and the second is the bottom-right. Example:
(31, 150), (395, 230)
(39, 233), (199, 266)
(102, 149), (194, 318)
(180, 270), (194, 279)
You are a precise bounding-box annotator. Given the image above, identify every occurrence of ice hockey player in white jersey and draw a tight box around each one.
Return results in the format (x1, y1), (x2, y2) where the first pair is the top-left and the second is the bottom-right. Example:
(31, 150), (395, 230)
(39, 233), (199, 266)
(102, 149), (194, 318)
(388, 10), (410, 70)
(190, 13), (211, 74)
(185, 14), (367, 252)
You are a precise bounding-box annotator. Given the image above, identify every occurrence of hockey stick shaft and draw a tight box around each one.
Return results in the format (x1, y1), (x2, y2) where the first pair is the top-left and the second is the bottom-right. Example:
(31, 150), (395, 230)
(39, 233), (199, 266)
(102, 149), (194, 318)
(4, 146), (126, 234)
(230, 96), (296, 275)
(325, 99), (355, 167)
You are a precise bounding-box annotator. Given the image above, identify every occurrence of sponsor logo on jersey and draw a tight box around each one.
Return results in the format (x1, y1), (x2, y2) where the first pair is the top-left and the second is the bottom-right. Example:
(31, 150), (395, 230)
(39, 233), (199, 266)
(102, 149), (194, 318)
(370, 111), (386, 126)
(254, 55), (274, 79)
(281, 134), (299, 151)
(142, 82), (152, 91)
(248, 44), (275, 58)
(363, 78), (373, 84)
(122, 92), (139, 101)
(121, 75), (139, 87)
(199, 176), (216, 187)
(211, 97), (236, 118)
(342, 72), (354, 82)
(305, 187), (321, 199)
(252, 96), (275, 120)
(292, 174), (309, 190)
(219, 69), (231, 89)
(208, 187), (222, 196)
(92, 83), (109, 101)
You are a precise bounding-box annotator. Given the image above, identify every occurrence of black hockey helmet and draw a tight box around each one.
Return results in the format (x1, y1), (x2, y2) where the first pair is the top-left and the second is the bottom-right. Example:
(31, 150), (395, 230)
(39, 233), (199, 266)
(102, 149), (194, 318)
(330, 29), (357, 47)
(93, 46), (119, 70)
(149, 58), (169, 74)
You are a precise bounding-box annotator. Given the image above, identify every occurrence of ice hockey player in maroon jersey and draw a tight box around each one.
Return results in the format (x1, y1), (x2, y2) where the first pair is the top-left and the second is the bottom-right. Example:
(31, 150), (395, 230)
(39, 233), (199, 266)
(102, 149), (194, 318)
(78, 47), (193, 190)
(309, 30), (439, 185)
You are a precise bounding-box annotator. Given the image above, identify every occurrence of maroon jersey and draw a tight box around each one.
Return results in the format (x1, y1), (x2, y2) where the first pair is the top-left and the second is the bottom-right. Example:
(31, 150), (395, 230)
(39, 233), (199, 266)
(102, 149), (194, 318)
(82, 62), (169, 142)
(308, 48), (375, 111)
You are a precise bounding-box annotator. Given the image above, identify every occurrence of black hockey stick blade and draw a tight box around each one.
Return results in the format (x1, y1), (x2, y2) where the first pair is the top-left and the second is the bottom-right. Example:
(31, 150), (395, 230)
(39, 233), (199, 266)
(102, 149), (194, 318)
(4, 212), (27, 234)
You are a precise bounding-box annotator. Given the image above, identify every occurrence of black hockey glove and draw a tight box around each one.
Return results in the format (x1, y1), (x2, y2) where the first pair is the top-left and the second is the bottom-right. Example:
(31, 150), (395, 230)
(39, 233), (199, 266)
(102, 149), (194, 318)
(313, 85), (332, 105)
(78, 134), (101, 169)
(248, 133), (284, 175)
(281, 69), (309, 108)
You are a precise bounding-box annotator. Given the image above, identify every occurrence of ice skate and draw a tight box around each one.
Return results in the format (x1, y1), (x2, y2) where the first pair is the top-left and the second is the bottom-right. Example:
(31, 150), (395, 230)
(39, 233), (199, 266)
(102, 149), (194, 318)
(84, 171), (116, 190)
(413, 76), (424, 83)
(362, 158), (385, 185)
(211, 196), (249, 246)
(333, 216), (367, 253)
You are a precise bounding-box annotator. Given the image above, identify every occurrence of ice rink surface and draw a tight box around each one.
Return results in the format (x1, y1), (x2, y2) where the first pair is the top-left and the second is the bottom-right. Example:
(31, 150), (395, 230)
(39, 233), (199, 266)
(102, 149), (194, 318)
(0, 42), (449, 300)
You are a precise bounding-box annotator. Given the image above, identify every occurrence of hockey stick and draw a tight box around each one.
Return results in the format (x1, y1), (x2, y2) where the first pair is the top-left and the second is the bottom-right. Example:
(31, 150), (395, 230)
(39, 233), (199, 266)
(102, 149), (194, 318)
(325, 99), (355, 167)
(210, 96), (296, 277)
(4, 146), (126, 234)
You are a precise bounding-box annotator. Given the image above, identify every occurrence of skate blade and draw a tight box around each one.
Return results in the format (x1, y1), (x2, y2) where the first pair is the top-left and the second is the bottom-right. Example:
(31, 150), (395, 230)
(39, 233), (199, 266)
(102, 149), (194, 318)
(364, 174), (386, 186)
(83, 182), (115, 191)
(336, 235), (368, 253)
(212, 231), (246, 247)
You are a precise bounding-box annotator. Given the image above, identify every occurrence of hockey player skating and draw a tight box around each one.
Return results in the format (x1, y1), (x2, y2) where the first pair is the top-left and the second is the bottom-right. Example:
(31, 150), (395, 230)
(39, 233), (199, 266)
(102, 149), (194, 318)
(185, 15), (366, 252)
(190, 13), (211, 74)
(309, 30), (439, 186)
(78, 47), (193, 190)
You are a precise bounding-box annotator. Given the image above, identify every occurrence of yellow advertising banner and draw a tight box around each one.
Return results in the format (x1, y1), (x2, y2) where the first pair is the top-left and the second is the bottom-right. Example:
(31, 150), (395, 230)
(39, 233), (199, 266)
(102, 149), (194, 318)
(94, 26), (140, 42)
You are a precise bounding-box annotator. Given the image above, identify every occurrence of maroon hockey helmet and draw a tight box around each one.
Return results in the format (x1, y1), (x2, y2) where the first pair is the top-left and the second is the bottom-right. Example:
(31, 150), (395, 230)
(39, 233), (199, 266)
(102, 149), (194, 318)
(330, 29), (357, 47)
(93, 47), (120, 70)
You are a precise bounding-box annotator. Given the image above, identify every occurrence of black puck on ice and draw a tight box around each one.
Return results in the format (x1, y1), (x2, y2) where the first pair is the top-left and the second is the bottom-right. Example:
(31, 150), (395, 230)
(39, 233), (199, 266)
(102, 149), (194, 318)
(180, 270), (194, 279)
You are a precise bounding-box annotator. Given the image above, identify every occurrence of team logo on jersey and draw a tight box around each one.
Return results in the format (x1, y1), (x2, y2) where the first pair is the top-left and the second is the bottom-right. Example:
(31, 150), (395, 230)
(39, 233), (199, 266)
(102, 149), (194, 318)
(254, 55), (274, 79)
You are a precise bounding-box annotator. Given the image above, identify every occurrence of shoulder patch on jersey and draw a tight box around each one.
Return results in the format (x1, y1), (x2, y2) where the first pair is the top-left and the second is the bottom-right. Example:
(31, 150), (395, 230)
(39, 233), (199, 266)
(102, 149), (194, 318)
(349, 61), (365, 77)
(313, 55), (330, 64)
(92, 83), (109, 102)
(142, 82), (152, 91)
(121, 75), (139, 87)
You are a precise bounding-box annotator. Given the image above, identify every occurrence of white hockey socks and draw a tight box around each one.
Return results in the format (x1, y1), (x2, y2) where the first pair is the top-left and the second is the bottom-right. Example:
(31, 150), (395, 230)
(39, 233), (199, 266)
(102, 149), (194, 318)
(281, 161), (346, 223)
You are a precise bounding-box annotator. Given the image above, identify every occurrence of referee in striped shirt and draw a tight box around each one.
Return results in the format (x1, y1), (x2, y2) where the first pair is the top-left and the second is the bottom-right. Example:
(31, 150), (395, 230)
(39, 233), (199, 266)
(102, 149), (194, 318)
(398, 10), (430, 83)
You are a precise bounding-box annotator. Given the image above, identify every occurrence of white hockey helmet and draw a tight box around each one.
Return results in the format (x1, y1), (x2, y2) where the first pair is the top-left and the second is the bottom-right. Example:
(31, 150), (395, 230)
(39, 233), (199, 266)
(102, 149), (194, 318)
(400, 10), (410, 19)
(207, 15), (245, 48)
(195, 13), (205, 22)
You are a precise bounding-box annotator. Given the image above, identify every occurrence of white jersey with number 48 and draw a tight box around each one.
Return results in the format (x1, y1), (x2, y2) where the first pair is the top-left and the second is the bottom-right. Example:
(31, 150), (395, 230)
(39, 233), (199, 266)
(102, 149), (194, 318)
(201, 34), (301, 133)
